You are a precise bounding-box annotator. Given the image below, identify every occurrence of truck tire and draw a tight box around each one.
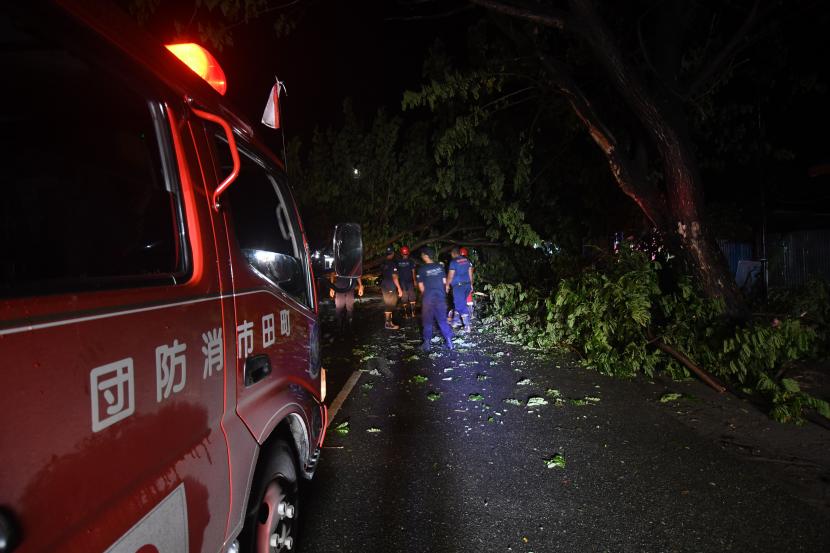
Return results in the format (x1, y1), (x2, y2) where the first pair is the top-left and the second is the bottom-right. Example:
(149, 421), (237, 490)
(240, 440), (300, 553)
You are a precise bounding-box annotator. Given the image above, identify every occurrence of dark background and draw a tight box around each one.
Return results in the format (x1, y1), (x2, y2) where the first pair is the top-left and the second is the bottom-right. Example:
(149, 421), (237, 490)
(130, 0), (830, 236)
(134, 1), (470, 139)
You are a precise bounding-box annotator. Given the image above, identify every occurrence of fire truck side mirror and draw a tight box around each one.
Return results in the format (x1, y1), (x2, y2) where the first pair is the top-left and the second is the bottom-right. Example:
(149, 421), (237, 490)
(333, 223), (362, 278)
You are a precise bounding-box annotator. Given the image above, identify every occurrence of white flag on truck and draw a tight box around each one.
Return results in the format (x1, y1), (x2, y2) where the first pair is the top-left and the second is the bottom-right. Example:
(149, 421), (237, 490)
(261, 79), (285, 129)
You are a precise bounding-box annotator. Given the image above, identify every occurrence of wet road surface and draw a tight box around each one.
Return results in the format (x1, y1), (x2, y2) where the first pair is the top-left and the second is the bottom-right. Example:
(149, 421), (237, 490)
(298, 295), (830, 552)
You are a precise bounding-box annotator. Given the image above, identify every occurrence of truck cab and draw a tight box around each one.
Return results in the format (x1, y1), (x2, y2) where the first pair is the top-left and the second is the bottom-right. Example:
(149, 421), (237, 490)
(0, 2), (360, 551)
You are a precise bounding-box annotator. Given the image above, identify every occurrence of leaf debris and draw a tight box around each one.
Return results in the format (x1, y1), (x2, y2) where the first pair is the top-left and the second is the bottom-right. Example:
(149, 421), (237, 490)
(660, 392), (684, 403)
(544, 453), (566, 469)
(527, 396), (548, 407)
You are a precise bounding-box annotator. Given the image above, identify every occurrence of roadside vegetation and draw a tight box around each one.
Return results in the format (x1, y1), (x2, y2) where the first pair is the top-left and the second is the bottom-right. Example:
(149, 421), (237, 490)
(479, 247), (830, 424)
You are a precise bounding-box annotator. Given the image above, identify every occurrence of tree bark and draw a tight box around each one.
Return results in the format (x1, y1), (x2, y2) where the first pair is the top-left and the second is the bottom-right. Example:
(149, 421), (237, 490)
(474, 0), (744, 314)
(536, 55), (672, 231)
(567, 0), (744, 315)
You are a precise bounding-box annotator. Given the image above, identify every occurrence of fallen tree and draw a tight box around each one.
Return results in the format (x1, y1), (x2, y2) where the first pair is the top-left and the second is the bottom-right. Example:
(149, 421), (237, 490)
(480, 246), (830, 424)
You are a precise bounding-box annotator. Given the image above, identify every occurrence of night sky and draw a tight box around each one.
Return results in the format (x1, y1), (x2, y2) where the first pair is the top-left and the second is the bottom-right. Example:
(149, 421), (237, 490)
(134, 0), (829, 231)
(180, 1), (466, 140)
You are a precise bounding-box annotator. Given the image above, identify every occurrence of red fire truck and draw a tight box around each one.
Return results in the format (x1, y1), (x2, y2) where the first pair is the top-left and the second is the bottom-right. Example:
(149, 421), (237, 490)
(0, 2), (362, 551)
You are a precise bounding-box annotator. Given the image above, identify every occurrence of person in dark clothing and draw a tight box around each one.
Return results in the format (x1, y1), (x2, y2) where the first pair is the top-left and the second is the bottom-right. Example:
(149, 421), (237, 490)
(417, 247), (453, 351)
(379, 246), (402, 330)
(395, 245), (418, 318)
(460, 246), (475, 318)
(329, 274), (363, 332)
(446, 246), (474, 332)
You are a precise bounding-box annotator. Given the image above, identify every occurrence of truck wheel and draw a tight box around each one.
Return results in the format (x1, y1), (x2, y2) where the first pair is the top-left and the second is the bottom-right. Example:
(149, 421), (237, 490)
(241, 440), (299, 553)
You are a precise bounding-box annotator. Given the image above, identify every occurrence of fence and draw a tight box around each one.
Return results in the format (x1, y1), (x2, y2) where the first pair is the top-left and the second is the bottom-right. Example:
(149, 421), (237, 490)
(716, 240), (753, 278)
(766, 229), (830, 289)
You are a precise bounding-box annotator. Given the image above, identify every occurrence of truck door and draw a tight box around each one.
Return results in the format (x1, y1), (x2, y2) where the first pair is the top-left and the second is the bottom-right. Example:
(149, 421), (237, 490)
(209, 137), (321, 443)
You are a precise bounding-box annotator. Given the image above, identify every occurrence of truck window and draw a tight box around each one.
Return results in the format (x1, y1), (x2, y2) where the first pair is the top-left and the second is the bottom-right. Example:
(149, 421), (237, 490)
(0, 12), (187, 297)
(220, 141), (311, 307)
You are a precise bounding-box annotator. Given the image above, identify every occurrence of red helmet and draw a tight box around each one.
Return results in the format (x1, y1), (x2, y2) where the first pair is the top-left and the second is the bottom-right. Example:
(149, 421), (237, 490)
(400, 246), (410, 256)
(459, 247), (469, 256)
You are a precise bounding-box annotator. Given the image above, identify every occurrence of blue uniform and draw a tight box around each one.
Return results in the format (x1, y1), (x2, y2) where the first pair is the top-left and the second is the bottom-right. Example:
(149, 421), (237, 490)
(396, 257), (417, 303)
(448, 256), (473, 318)
(417, 262), (452, 347)
(396, 258), (417, 288)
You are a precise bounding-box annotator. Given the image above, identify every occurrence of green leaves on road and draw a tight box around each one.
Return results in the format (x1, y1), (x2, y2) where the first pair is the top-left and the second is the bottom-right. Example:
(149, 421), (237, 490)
(569, 396), (601, 406)
(468, 393), (485, 402)
(410, 375), (429, 384)
(544, 453), (566, 469)
(332, 421), (382, 435)
(659, 392), (684, 403)
(527, 396), (548, 407)
(427, 391), (442, 401)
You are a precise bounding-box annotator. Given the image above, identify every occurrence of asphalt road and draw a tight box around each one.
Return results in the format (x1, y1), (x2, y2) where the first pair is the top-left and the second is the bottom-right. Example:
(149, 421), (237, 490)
(298, 295), (830, 552)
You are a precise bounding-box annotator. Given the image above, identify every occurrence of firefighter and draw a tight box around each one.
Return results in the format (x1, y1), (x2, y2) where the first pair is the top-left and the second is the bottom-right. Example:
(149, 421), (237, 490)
(395, 245), (418, 318)
(460, 246), (475, 318)
(417, 247), (453, 351)
(380, 246), (402, 330)
(447, 246), (474, 325)
(446, 246), (474, 332)
(329, 274), (363, 332)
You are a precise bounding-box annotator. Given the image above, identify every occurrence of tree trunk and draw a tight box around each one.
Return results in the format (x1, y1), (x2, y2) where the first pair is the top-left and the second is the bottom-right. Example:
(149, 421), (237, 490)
(474, 0), (746, 314)
(535, 54), (673, 232)
(568, 0), (743, 315)
(658, 140), (744, 314)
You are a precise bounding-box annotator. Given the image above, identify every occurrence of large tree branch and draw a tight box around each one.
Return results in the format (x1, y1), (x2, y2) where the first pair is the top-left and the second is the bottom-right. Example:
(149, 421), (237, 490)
(536, 53), (671, 229)
(468, 0), (571, 30)
(410, 225), (486, 250)
(566, 1), (743, 314)
(483, 5), (670, 228)
(478, 0), (692, 221)
(446, 239), (501, 247)
(567, 0), (704, 219)
(684, 0), (761, 98)
(364, 226), (491, 271)
(635, 5), (684, 100)
(377, 219), (440, 251)
(476, 0), (743, 312)
(481, 86), (537, 110)
(386, 4), (473, 21)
